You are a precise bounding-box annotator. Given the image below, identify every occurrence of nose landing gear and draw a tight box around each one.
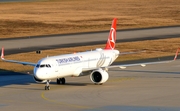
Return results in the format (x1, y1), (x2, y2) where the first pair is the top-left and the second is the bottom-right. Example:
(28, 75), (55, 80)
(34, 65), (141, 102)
(45, 80), (51, 90)
(44, 78), (66, 90)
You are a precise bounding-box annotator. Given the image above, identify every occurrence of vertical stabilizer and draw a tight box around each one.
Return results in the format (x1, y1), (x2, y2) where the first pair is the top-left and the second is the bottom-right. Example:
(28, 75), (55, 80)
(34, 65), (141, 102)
(105, 18), (117, 50)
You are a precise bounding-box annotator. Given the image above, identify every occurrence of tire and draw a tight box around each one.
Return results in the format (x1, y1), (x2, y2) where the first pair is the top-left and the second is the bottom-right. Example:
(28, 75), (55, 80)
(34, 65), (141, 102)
(57, 79), (60, 84)
(61, 78), (66, 84)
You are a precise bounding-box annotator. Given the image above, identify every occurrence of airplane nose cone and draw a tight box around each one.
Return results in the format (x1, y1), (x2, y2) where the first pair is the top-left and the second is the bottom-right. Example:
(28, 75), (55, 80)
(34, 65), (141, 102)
(34, 68), (42, 80)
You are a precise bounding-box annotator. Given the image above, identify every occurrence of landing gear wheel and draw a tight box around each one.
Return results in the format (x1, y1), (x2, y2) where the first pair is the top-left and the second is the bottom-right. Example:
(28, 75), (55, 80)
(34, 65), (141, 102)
(45, 86), (50, 90)
(57, 79), (60, 84)
(57, 78), (66, 85)
(61, 78), (66, 84)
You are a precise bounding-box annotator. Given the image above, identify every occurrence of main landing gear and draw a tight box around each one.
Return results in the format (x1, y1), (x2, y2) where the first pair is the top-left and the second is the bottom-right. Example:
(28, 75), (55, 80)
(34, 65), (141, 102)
(57, 78), (66, 84)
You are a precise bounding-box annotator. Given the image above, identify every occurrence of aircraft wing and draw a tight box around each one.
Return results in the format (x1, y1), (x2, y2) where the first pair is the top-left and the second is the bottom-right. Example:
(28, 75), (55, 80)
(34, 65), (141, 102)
(82, 59), (174, 72)
(1, 47), (36, 66)
(82, 48), (180, 71)
(107, 60), (173, 69)
(107, 48), (180, 69)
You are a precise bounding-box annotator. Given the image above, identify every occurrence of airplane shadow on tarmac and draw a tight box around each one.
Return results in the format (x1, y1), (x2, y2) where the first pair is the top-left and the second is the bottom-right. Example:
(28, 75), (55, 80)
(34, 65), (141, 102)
(0, 69), (35, 87)
(0, 69), (89, 88)
(50, 82), (89, 87)
(1, 68), (180, 88)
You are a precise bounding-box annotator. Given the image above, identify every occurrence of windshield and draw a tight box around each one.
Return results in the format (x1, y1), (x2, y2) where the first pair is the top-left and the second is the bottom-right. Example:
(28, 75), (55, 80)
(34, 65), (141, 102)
(36, 64), (51, 68)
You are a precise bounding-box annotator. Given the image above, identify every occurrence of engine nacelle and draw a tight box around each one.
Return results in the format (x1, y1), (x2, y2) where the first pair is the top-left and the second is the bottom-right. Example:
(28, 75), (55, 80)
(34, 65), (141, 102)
(90, 69), (109, 84)
(33, 76), (47, 83)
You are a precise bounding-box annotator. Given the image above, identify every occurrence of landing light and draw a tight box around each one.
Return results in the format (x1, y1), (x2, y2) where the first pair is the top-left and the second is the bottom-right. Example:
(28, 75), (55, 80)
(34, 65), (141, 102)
(141, 64), (146, 67)
(119, 66), (126, 69)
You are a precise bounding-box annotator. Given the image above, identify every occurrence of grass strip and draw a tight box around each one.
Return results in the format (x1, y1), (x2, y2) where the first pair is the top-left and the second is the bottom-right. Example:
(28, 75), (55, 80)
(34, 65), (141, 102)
(1, 37), (180, 72)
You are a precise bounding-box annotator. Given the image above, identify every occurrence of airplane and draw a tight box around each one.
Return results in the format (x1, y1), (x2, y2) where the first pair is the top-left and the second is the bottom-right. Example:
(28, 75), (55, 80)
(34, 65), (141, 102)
(1, 18), (179, 90)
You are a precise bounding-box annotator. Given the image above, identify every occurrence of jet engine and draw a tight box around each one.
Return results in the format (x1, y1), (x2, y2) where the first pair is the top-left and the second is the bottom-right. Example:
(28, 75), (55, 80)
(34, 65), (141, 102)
(33, 76), (47, 83)
(90, 69), (109, 84)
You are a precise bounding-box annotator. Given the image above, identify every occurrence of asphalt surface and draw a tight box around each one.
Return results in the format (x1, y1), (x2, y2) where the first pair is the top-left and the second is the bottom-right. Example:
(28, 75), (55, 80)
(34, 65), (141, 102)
(1, 26), (180, 111)
(0, 60), (180, 111)
(1, 26), (180, 55)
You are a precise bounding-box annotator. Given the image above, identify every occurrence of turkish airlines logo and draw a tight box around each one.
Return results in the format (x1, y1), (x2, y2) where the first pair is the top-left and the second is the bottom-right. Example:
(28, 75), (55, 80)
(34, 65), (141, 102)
(108, 28), (116, 49)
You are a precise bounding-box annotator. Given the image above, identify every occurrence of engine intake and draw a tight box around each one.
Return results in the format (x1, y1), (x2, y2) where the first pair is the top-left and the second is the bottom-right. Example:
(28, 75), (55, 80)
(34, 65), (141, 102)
(90, 69), (109, 84)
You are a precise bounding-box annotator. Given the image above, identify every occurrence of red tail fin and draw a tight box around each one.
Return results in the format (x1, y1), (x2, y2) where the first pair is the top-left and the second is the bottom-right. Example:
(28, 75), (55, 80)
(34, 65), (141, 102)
(105, 18), (117, 50)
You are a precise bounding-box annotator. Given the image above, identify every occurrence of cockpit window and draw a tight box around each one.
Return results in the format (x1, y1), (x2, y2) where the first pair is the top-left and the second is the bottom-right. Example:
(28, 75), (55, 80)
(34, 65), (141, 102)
(40, 65), (46, 68)
(48, 64), (51, 68)
(36, 64), (51, 68)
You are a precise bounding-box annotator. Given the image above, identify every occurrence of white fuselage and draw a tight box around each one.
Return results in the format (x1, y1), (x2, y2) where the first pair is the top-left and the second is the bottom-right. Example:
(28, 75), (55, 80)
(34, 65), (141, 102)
(33, 48), (119, 80)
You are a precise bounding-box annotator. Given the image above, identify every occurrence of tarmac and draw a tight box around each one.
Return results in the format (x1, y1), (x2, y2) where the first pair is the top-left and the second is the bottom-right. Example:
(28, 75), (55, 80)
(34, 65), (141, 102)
(0, 60), (180, 111)
(1, 26), (180, 111)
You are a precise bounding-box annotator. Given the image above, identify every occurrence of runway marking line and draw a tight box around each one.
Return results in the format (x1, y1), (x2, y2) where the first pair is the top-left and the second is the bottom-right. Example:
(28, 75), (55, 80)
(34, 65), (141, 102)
(41, 92), (91, 109)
